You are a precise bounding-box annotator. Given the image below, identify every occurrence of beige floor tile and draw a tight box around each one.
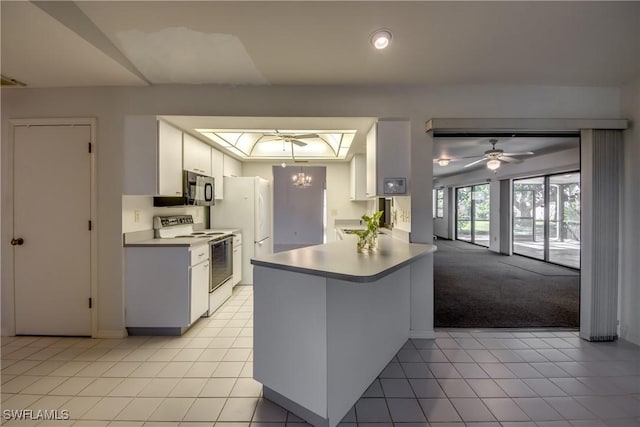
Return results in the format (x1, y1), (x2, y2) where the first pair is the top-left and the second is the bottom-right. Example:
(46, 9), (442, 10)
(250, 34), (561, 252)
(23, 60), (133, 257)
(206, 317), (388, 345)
(156, 362), (194, 378)
(128, 362), (167, 378)
(138, 378), (180, 397)
(182, 397), (225, 421)
(75, 362), (116, 378)
(102, 363), (141, 378)
(114, 397), (163, 421)
(199, 378), (236, 397)
(217, 397), (259, 422)
(183, 362), (218, 378)
(2, 376), (42, 393)
(80, 397), (130, 420)
(78, 378), (123, 397)
(21, 376), (68, 394)
(107, 378), (151, 397)
(147, 398), (195, 422)
(168, 378), (207, 397)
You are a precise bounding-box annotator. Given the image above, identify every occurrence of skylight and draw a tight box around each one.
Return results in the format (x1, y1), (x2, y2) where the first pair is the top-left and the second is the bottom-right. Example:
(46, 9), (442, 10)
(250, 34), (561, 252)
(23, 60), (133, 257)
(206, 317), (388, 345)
(196, 129), (356, 160)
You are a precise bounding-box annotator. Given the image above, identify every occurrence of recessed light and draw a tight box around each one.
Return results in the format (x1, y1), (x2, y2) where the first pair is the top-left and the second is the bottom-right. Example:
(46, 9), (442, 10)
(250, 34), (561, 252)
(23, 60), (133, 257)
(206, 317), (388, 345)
(370, 29), (392, 50)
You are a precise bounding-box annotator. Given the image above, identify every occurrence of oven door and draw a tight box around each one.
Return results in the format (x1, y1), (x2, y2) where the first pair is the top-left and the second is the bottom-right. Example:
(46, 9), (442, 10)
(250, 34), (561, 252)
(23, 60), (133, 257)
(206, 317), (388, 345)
(210, 238), (233, 292)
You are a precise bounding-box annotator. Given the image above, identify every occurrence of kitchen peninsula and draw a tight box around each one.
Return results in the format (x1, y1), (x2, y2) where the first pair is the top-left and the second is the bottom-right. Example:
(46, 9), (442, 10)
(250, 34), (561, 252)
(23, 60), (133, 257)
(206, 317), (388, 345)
(251, 238), (436, 427)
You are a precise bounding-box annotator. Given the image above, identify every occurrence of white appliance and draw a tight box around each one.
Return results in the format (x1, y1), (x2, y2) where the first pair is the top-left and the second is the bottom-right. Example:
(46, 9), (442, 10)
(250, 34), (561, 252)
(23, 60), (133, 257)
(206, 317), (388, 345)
(211, 176), (272, 284)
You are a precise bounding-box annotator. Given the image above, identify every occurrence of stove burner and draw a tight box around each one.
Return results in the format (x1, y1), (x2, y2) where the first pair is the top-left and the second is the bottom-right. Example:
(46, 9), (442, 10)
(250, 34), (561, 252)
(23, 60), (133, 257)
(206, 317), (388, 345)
(205, 232), (225, 235)
(191, 232), (205, 235)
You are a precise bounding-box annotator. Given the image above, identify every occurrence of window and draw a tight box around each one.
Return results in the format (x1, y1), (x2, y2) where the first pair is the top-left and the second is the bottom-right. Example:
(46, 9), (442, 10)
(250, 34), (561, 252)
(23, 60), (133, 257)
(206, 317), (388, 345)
(436, 189), (444, 218)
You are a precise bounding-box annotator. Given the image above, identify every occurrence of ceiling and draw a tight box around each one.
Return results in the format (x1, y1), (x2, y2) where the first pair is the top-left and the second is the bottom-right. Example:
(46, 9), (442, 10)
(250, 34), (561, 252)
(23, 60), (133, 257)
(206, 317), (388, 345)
(1, 2), (634, 164)
(2, 1), (639, 88)
(433, 135), (580, 178)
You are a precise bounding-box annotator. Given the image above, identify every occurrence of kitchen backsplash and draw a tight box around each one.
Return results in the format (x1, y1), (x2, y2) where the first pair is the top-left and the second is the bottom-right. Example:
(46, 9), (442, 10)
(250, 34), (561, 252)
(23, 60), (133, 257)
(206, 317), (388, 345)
(122, 195), (207, 233)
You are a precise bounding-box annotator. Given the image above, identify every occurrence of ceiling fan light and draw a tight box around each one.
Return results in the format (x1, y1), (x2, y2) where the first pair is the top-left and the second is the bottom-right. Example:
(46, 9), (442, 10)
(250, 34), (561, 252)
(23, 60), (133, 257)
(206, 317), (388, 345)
(370, 29), (392, 49)
(486, 159), (501, 170)
(437, 159), (450, 166)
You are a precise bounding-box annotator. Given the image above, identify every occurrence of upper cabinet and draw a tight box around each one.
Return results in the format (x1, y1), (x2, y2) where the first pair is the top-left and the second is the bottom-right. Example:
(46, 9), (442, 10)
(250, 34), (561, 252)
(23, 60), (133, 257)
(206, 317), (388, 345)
(183, 133), (212, 176)
(365, 120), (411, 197)
(124, 116), (183, 196)
(223, 154), (242, 177)
(350, 154), (367, 201)
(211, 148), (224, 199)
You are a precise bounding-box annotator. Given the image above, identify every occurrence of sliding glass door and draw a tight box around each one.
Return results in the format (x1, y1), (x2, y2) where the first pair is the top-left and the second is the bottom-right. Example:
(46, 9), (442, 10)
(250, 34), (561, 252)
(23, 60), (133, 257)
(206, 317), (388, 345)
(455, 183), (490, 247)
(512, 172), (580, 268)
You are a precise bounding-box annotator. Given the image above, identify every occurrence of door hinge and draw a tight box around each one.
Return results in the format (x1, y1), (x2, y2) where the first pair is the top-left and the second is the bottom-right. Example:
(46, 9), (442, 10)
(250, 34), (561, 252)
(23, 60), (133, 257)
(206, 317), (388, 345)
(88, 220), (92, 231)
(88, 142), (92, 153)
(89, 297), (92, 309)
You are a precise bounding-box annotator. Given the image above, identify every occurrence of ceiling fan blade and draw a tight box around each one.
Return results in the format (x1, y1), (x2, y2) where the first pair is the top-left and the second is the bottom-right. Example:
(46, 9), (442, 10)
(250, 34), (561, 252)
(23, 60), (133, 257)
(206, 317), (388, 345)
(258, 137), (282, 143)
(501, 151), (534, 156)
(499, 156), (523, 164)
(291, 139), (308, 147)
(463, 157), (488, 168)
(292, 133), (319, 139)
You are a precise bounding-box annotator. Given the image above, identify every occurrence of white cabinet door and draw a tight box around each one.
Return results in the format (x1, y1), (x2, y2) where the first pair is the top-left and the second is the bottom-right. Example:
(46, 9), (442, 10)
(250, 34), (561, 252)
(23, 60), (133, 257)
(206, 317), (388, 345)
(223, 154), (242, 177)
(366, 124), (377, 198)
(233, 245), (242, 286)
(184, 133), (212, 176)
(211, 149), (224, 199)
(350, 154), (367, 201)
(124, 116), (183, 196)
(158, 120), (184, 197)
(190, 260), (210, 324)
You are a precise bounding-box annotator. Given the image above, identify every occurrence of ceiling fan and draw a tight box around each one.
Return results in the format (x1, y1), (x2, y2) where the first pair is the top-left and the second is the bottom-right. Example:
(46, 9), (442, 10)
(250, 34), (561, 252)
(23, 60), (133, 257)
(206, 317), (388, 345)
(260, 130), (319, 147)
(434, 139), (534, 171)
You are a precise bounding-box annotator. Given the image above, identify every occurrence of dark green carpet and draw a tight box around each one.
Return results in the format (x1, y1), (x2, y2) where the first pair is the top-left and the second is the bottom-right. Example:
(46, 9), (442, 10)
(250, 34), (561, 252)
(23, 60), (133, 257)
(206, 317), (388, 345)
(434, 239), (580, 328)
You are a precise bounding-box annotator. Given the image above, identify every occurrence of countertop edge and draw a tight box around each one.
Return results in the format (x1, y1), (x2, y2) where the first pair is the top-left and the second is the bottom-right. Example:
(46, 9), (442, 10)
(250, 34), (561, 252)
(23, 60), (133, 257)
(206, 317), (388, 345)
(251, 244), (436, 283)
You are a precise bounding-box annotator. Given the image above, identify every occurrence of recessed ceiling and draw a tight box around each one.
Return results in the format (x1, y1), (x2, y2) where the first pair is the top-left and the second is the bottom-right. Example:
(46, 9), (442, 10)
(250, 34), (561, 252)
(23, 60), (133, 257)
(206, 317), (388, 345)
(2, 1), (638, 87)
(197, 129), (355, 161)
(433, 135), (580, 178)
(162, 116), (377, 161)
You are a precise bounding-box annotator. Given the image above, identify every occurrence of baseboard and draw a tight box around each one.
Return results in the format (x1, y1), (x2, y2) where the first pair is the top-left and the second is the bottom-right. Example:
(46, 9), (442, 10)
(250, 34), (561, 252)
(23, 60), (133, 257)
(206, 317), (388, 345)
(95, 329), (128, 339)
(409, 330), (436, 339)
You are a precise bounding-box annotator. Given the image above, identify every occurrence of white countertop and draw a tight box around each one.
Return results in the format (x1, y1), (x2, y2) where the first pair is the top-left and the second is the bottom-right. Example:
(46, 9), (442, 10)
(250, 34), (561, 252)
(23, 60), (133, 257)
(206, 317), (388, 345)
(124, 229), (239, 247)
(251, 237), (436, 282)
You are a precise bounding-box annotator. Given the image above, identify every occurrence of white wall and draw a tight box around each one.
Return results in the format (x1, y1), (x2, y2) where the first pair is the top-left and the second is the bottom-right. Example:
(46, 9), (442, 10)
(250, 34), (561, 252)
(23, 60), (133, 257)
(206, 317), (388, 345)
(433, 147), (580, 252)
(1, 83), (623, 336)
(620, 76), (640, 345)
(242, 162), (369, 243)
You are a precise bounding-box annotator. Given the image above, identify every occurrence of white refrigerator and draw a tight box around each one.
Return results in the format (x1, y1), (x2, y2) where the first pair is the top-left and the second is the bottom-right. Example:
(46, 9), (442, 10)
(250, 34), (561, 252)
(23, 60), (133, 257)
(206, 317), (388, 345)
(211, 176), (272, 284)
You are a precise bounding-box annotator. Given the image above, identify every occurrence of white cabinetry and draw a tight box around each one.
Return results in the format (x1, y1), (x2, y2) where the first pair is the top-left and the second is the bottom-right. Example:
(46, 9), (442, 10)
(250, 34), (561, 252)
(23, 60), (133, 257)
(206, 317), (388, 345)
(183, 133), (212, 176)
(211, 148), (224, 199)
(232, 233), (242, 287)
(223, 154), (242, 177)
(365, 120), (411, 197)
(124, 116), (183, 196)
(125, 243), (209, 332)
(350, 154), (367, 201)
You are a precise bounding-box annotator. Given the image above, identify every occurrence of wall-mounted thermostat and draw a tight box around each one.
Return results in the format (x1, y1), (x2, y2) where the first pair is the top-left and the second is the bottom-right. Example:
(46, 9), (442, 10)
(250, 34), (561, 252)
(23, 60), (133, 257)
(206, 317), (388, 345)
(383, 177), (407, 195)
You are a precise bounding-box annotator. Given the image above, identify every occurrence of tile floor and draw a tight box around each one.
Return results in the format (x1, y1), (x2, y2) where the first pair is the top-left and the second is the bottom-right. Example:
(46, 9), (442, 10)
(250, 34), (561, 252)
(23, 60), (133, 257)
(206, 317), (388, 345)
(2, 286), (640, 427)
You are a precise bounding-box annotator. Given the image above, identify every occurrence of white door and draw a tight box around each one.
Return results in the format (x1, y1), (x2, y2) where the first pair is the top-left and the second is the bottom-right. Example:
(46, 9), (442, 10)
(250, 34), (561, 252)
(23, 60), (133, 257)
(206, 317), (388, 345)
(13, 124), (92, 336)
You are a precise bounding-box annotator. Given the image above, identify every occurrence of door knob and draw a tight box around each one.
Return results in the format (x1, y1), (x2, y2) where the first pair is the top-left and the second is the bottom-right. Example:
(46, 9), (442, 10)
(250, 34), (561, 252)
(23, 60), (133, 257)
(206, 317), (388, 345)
(11, 238), (24, 246)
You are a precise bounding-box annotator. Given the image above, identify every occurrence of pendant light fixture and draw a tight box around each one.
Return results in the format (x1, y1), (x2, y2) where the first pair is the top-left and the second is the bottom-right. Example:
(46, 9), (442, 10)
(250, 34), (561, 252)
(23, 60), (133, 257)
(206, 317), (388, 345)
(486, 159), (501, 171)
(292, 168), (312, 187)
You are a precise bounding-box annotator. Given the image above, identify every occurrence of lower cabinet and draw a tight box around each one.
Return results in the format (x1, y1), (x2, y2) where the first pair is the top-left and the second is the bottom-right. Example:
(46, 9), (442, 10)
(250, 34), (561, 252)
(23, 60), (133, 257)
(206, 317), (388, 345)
(125, 243), (210, 332)
(232, 233), (242, 287)
(189, 259), (210, 324)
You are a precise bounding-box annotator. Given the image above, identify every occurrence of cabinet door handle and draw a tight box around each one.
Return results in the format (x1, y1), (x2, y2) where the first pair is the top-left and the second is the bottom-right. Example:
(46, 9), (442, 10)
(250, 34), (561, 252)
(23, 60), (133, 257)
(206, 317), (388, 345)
(203, 263), (209, 269)
(198, 253), (205, 257)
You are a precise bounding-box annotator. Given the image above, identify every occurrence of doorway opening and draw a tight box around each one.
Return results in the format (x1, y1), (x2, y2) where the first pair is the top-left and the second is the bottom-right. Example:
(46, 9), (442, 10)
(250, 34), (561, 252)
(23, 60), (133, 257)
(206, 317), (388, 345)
(272, 165), (327, 253)
(455, 183), (490, 247)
